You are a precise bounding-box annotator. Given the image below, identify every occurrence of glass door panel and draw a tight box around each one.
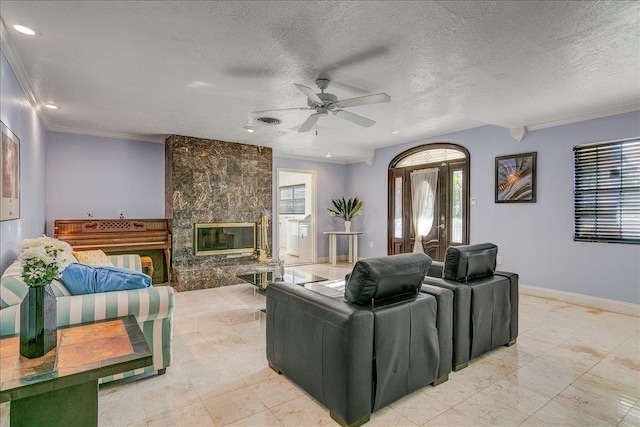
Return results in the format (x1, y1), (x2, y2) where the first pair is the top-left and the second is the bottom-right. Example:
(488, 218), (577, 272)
(394, 176), (403, 239)
(451, 169), (463, 243)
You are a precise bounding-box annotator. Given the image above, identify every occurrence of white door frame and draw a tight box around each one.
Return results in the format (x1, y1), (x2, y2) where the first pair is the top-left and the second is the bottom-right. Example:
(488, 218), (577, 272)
(276, 168), (317, 264)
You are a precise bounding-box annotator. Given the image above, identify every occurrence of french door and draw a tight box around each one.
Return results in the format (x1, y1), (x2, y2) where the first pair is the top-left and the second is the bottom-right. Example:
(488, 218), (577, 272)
(388, 144), (469, 262)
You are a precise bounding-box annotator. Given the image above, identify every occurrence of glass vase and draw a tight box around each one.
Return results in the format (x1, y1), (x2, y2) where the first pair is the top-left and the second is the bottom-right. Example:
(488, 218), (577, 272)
(20, 284), (57, 358)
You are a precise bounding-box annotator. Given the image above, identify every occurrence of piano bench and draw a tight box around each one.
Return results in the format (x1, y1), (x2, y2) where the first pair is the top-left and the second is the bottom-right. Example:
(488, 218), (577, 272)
(140, 256), (154, 277)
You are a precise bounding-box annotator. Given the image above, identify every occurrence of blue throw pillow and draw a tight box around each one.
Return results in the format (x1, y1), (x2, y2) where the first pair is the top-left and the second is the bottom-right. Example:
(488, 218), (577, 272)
(62, 263), (152, 295)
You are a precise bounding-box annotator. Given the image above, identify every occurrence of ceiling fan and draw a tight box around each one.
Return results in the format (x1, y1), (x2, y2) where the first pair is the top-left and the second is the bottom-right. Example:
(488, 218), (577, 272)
(252, 79), (391, 133)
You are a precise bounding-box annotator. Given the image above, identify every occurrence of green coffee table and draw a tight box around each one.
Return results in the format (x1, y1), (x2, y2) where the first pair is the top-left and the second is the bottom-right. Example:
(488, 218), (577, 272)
(0, 315), (152, 427)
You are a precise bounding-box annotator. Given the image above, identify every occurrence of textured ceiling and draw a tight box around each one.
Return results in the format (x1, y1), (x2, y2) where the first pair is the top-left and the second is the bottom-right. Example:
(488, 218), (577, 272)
(1, 1), (638, 163)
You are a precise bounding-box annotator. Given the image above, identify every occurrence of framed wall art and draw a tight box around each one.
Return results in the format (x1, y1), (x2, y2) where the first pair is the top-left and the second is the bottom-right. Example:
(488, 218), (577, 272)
(495, 151), (537, 203)
(1, 121), (20, 221)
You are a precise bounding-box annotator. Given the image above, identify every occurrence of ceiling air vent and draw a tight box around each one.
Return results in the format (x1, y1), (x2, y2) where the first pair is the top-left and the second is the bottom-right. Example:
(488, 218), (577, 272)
(256, 117), (282, 125)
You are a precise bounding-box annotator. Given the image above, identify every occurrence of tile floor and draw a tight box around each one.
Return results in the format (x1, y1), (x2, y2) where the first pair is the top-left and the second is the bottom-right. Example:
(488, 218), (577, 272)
(2, 263), (638, 426)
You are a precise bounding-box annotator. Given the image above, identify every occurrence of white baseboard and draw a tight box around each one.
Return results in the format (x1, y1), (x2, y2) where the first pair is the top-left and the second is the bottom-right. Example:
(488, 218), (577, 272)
(316, 255), (350, 264)
(520, 283), (639, 317)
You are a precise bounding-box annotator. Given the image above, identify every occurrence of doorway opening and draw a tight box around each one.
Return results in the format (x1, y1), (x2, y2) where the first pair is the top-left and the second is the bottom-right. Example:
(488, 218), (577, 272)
(388, 143), (470, 261)
(276, 169), (317, 266)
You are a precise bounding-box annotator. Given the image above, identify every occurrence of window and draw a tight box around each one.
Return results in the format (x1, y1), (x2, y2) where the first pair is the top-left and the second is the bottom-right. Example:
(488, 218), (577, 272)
(393, 176), (403, 238)
(451, 170), (463, 243)
(574, 138), (640, 244)
(396, 148), (465, 167)
(280, 184), (305, 214)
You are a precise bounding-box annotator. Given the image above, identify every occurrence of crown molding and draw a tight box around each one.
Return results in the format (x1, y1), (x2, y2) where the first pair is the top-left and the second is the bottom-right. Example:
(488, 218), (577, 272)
(272, 146), (376, 165)
(0, 19), (51, 129)
(526, 104), (640, 131)
(272, 150), (350, 165)
(47, 125), (166, 143)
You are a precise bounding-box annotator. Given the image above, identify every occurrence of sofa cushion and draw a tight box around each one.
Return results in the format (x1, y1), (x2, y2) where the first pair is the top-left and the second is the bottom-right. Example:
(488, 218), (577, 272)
(443, 243), (497, 283)
(345, 253), (432, 305)
(62, 263), (151, 295)
(73, 250), (114, 266)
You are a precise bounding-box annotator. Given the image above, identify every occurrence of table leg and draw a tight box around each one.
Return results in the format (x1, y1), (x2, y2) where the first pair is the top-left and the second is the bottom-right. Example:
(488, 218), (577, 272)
(10, 380), (98, 427)
(330, 235), (337, 266)
(348, 235), (353, 264)
(353, 236), (358, 265)
(164, 248), (171, 283)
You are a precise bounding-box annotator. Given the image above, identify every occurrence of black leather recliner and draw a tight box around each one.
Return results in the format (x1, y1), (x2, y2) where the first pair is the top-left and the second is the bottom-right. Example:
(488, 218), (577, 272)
(266, 253), (453, 427)
(422, 243), (518, 371)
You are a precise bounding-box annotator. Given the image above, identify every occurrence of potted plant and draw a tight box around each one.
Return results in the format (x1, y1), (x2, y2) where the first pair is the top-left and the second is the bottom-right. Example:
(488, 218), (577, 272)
(327, 197), (363, 232)
(17, 236), (73, 358)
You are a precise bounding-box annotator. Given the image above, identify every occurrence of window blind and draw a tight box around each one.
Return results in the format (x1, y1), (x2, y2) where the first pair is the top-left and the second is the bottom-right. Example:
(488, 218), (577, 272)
(280, 184), (305, 214)
(574, 137), (640, 244)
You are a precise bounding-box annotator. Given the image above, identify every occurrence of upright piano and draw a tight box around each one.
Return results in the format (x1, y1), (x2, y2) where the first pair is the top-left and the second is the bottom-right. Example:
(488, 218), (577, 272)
(54, 219), (171, 282)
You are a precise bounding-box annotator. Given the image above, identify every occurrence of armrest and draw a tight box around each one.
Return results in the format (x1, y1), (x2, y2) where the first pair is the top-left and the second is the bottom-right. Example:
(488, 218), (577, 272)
(0, 305), (19, 336)
(427, 261), (444, 278)
(422, 276), (471, 368)
(266, 281), (374, 426)
(495, 271), (519, 341)
(55, 285), (174, 326)
(1, 286), (174, 336)
(420, 284), (453, 379)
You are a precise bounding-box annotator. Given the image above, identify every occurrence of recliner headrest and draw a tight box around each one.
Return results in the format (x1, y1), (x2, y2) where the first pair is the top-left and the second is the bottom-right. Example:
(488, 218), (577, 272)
(345, 253), (432, 305)
(443, 243), (497, 282)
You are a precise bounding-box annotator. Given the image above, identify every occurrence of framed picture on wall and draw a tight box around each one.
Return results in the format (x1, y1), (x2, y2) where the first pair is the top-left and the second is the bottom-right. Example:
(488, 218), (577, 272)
(1, 121), (20, 221)
(495, 152), (537, 203)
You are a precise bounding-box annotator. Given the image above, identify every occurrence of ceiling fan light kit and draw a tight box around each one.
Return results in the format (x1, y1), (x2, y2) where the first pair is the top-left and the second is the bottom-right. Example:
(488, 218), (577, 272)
(252, 79), (390, 133)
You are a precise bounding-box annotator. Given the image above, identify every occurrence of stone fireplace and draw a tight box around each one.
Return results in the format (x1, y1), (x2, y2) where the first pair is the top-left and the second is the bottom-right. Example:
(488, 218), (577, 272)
(165, 135), (272, 291)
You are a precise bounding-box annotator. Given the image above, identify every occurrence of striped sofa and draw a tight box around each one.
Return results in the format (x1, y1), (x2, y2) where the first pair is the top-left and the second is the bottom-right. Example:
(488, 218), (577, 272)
(0, 254), (174, 383)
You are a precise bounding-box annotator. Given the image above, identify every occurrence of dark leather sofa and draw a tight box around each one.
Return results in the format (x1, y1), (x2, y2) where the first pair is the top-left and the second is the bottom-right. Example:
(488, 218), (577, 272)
(266, 253), (453, 427)
(422, 243), (519, 371)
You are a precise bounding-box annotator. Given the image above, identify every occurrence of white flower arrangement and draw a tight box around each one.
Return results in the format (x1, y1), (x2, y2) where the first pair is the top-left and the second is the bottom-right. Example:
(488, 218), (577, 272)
(17, 237), (74, 287)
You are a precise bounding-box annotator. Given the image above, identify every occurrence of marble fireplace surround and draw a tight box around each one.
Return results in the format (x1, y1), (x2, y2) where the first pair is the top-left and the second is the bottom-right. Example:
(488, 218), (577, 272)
(165, 135), (273, 292)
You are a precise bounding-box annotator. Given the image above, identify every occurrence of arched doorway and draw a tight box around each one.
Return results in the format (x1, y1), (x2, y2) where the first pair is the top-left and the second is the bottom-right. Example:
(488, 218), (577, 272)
(388, 143), (470, 261)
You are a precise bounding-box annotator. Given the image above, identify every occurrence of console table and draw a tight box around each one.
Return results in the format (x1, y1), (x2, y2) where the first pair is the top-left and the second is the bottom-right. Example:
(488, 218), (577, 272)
(323, 231), (363, 266)
(0, 315), (152, 427)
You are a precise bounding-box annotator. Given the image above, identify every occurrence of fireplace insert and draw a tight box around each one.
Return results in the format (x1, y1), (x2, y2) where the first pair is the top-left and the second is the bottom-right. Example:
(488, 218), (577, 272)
(194, 222), (256, 256)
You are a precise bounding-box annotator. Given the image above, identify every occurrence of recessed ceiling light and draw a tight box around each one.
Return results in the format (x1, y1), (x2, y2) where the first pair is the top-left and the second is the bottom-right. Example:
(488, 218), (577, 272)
(13, 25), (36, 36)
(244, 126), (255, 133)
(325, 152), (332, 158)
(44, 104), (59, 110)
(391, 130), (399, 134)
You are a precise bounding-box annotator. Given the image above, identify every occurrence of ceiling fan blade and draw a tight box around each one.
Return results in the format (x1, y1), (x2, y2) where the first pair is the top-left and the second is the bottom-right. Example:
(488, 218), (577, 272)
(333, 110), (376, 127)
(335, 93), (391, 108)
(298, 113), (320, 133)
(251, 107), (312, 115)
(294, 83), (323, 104)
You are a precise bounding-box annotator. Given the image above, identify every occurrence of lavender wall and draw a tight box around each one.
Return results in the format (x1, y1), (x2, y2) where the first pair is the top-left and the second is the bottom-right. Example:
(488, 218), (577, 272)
(273, 157), (349, 258)
(0, 50), (48, 272)
(348, 112), (640, 304)
(45, 132), (165, 235)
